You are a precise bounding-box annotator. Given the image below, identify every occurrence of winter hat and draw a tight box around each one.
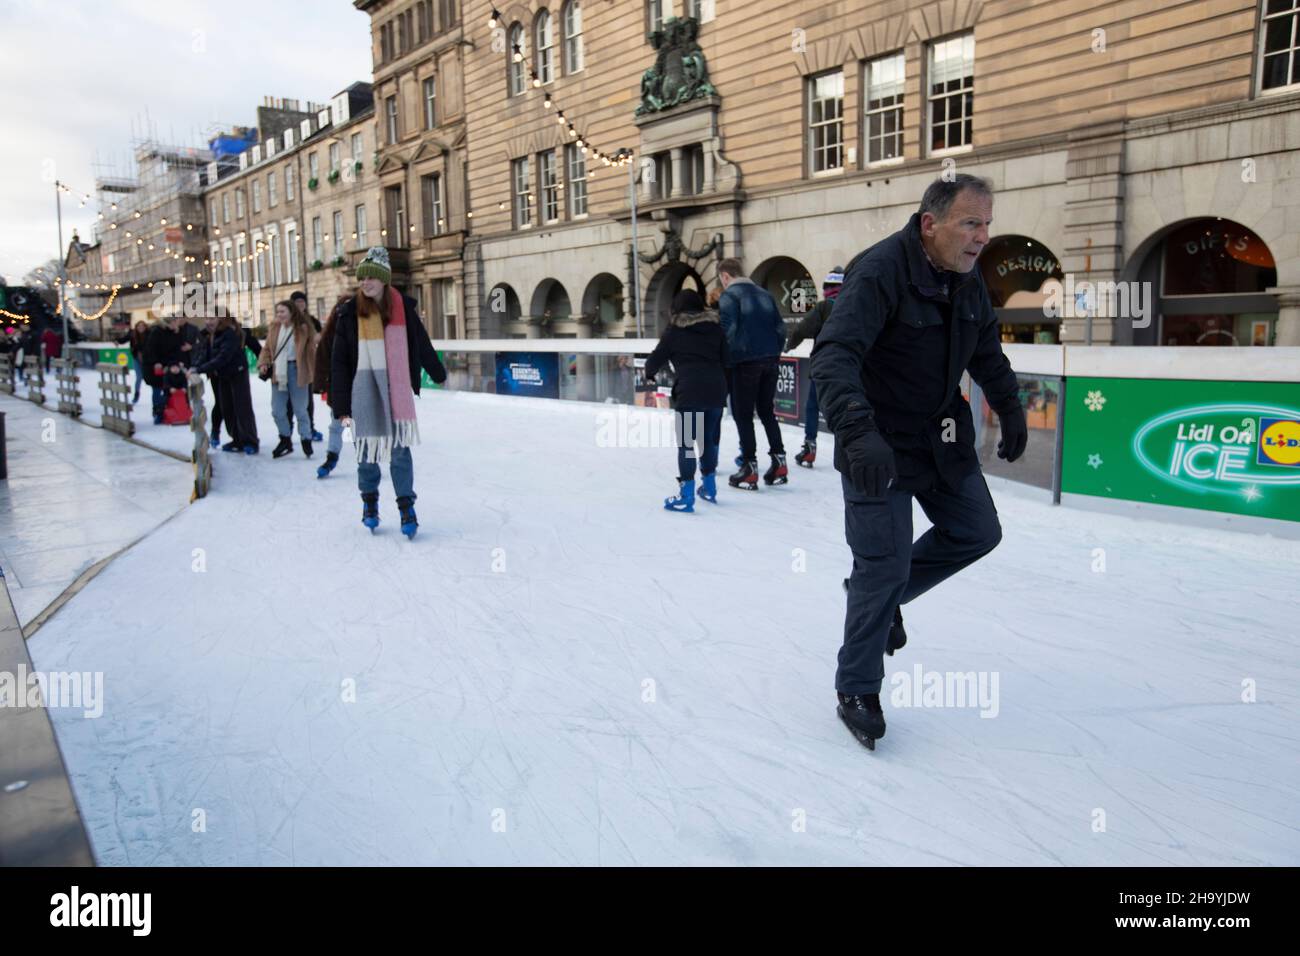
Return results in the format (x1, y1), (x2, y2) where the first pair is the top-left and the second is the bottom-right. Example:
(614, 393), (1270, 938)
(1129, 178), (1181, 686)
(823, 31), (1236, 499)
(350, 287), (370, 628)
(672, 289), (706, 313)
(823, 266), (845, 288)
(355, 246), (392, 285)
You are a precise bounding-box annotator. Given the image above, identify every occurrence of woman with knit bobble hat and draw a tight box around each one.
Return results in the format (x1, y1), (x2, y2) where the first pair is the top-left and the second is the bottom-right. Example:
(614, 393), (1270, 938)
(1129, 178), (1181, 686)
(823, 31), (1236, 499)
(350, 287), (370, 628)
(329, 246), (448, 539)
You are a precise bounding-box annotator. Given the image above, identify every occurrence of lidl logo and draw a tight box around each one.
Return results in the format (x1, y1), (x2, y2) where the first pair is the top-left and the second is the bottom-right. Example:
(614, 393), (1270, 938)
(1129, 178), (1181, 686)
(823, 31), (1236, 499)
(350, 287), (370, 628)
(1133, 403), (1300, 499)
(1258, 418), (1300, 468)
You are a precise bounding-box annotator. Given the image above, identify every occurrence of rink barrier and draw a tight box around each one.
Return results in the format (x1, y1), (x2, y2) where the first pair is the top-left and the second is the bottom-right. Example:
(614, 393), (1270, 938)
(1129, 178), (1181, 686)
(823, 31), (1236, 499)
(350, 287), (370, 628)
(22, 357), (44, 406)
(0, 567), (96, 866)
(52, 359), (82, 418)
(95, 364), (136, 438)
(0, 354), (13, 395)
(188, 376), (211, 501)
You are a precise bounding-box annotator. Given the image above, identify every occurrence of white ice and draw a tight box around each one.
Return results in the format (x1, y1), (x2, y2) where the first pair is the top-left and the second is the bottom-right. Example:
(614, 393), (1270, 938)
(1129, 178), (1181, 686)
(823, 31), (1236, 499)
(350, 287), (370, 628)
(25, 376), (1300, 865)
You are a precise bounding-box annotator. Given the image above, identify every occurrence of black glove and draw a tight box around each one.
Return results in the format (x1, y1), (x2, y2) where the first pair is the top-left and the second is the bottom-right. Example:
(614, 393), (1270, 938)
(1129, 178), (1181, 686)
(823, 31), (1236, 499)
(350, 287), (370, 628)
(834, 421), (897, 497)
(996, 405), (1028, 462)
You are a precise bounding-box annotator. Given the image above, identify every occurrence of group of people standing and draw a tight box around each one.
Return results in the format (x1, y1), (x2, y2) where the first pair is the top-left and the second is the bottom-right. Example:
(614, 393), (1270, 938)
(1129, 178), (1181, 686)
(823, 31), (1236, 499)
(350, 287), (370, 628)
(1, 325), (66, 378)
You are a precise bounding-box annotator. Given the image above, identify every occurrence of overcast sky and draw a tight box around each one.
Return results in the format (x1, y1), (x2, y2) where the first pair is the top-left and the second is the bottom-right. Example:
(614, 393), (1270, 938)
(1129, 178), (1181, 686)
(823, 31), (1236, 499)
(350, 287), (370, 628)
(0, 0), (373, 284)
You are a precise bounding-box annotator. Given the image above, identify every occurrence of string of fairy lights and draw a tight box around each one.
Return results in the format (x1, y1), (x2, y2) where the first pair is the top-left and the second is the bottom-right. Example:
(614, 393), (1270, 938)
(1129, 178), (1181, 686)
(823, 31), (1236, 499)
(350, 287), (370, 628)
(486, 5), (634, 209)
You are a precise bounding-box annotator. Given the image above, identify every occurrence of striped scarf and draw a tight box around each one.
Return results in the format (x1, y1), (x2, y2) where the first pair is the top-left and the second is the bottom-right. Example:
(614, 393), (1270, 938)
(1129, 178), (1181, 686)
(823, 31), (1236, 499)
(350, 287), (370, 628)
(352, 287), (419, 464)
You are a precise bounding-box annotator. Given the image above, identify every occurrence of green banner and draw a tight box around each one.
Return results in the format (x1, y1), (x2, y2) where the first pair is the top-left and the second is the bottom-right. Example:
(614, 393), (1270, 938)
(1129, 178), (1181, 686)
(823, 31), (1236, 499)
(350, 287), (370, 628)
(98, 347), (131, 367)
(1061, 377), (1300, 522)
(419, 351), (446, 390)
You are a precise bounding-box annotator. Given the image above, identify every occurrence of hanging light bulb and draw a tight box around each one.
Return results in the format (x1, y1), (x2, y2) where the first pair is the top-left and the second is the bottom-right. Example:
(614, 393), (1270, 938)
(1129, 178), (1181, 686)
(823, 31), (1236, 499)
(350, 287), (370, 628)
(488, 8), (501, 28)
(512, 43), (522, 63)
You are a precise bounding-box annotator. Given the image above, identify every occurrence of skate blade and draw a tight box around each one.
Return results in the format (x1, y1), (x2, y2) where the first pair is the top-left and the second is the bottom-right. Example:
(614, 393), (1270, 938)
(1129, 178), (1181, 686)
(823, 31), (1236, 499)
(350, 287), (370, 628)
(763, 477), (789, 485)
(797, 461), (814, 468)
(837, 705), (880, 751)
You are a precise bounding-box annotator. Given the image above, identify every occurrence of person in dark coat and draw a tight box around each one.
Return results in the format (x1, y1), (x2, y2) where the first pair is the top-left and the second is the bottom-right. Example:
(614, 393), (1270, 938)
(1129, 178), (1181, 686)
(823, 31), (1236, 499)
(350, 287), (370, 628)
(718, 258), (788, 488)
(290, 290), (323, 441)
(644, 289), (730, 512)
(329, 246), (447, 537)
(40, 327), (63, 372)
(810, 174), (1028, 750)
(190, 315), (259, 453)
(142, 317), (187, 424)
(785, 267), (844, 467)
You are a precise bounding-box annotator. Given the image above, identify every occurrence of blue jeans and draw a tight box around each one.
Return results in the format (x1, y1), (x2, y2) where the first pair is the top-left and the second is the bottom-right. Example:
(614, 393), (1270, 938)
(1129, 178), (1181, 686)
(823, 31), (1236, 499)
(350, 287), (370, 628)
(131, 359), (143, 403)
(271, 361), (312, 439)
(327, 411), (344, 455)
(804, 379), (819, 441)
(358, 445), (415, 500)
(675, 407), (723, 481)
(151, 383), (168, 419)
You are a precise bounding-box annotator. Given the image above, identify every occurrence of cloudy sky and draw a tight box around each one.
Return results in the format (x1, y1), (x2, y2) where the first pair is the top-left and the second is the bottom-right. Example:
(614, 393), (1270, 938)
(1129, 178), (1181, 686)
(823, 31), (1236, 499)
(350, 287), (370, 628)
(0, 0), (372, 284)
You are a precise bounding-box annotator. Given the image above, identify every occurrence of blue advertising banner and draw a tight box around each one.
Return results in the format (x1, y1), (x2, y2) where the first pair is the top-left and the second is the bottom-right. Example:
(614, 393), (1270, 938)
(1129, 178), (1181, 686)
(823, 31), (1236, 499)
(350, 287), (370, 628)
(495, 352), (560, 399)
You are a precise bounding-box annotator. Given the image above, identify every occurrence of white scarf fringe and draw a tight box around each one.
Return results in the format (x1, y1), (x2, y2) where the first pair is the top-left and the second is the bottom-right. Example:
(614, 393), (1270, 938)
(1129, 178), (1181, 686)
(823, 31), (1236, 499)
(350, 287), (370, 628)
(355, 417), (420, 464)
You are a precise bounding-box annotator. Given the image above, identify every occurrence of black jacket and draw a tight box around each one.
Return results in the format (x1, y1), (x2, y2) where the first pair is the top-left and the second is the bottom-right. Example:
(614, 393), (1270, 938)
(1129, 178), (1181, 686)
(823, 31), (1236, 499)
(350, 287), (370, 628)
(142, 325), (185, 384)
(811, 213), (1021, 492)
(786, 297), (834, 351)
(328, 292), (447, 418)
(644, 310), (730, 409)
(191, 327), (248, 377)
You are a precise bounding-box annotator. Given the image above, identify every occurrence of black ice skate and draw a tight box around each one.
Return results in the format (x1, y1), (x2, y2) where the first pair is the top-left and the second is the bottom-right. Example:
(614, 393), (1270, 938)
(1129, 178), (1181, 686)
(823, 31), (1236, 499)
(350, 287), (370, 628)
(795, 440), (816, 467)
(729, 458), (759, 489)
(837, 692), (886, 750)
(763, 452), (789, 485)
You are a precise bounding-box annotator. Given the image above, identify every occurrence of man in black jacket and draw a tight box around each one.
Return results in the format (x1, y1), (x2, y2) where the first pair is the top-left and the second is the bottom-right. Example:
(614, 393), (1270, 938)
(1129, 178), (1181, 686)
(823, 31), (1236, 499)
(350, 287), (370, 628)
(811, 174), (1027, 750)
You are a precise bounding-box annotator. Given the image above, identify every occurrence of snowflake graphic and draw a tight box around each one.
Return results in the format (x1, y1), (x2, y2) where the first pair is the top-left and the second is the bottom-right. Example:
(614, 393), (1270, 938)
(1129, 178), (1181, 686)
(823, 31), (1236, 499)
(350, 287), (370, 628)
(1087, 453), (1103, 470)
(1085, 390), (1107, 412)
(1242, 485), (1262, 502)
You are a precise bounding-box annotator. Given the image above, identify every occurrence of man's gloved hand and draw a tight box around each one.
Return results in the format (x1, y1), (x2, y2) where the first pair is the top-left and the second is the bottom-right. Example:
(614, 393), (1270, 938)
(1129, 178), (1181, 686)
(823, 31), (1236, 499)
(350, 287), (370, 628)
(834, 420), (897, 497)
(997, 405), (1028, 462)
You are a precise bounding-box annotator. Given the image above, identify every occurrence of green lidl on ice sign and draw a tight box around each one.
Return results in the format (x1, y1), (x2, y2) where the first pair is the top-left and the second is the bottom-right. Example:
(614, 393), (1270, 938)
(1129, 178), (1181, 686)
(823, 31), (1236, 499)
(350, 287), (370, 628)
(419, 351), (446, 389)
(1061, 377), (1300, 522)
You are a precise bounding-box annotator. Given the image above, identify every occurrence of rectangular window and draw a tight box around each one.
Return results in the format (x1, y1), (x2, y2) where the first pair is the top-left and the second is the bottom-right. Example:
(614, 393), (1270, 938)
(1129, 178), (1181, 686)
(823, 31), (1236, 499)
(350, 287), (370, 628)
(329, 142), (341, 175)
(865, 52), (905, 164)
(513, 157), (532, 228)
(439, 0), (457, 31)
(422, 174), (444, 236)
(236, 237), (247, 284)
(222, 194), (230, 223)
(285, 224), (299, 281)
(253, 234), (265, 286)
(385, 185), (406, 245)
(564, 1), (584, 73)
(222, 241), (234, 285)
(537, 12), (554, 84)
(927, 32), (974, 153)
(685, 144), (704, 194)
(808, 70), (844, 174)
(309, 152), (319, 180)
(333, 211), (344, 257)
(647, 0), (663, 34)
(423, 76), (437, 129)
(566, 143), (587, 217)
(286, 164), (295, 201)
(417, 0), (428, 41)
(1262, 0), (1300, 91)
(386, 96), (399, 143)
(351, 132), (364, 165)
(436, 278), (459, 339)
(252, 180), (261, 213)
(235, 189), (245, 218)
(270, 231), (282, 285)
(210, 200), (219, 225)
(356, 204), (368, 246)
(653, 152), (673, 199)
(268, 171), (278, 206)
(312, 217), (323, 263)
(540, 150), (559, 223)
(380, 22), (390, 62)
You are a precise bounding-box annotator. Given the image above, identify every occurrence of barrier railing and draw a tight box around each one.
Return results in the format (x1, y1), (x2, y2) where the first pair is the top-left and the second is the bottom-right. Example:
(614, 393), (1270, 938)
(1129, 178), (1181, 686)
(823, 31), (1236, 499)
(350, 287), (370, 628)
(0, 353), (13, 395)
(22, 357), (44, 405)
(95, 363), (135, 437)
(188, 376), (211, 500)
(52, 358), (82, 418)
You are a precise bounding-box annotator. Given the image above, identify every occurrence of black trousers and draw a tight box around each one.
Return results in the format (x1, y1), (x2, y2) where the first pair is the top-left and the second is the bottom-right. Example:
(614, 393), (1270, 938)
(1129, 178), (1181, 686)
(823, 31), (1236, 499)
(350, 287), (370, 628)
(219, 372), (259, 449)
(837, 467), (1002, 695)
(207, 374), (230, 440)
(730, 359), (785, 459)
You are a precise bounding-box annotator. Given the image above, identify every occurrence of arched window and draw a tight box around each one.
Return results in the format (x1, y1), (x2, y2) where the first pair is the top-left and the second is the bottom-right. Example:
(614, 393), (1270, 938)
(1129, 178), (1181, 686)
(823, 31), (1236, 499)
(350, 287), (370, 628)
(535, 10), (554, 85)
(562, 1), (583, 74)
(507, 23), (526, 96)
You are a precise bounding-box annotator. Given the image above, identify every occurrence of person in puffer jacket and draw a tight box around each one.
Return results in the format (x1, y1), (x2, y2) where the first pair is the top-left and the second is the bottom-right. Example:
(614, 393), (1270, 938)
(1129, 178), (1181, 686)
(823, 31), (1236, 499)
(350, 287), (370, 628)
(644, 289), (730, 513)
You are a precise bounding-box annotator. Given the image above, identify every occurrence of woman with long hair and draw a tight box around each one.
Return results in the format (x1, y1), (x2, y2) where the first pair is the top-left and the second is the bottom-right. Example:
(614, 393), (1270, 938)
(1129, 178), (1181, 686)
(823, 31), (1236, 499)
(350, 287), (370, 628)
(190, 313), (260, 454)
(329, 247), (446, 539)
(312, 294), (351, 478)
(257, 300), (318, 458)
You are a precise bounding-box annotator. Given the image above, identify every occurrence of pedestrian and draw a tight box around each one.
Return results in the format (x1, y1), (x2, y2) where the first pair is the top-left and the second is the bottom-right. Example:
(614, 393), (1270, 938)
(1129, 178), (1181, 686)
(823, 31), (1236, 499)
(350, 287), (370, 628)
(785, 266), (845, 467)
(189, 314), (260, 454)
(41, 326), (63, 372)
(143, 315), (188, 425)
(290, 291), (324, 443)
(329, 246), (447, 539)
(191, 316), (232, 448)
(126, 320), (148, 404)
(257, 300), (318, 459)
(644, 289), (729, 513)
(312, 294), (351, 479)
(811, 174), (1028, 751)
(717, 259), (789, 489)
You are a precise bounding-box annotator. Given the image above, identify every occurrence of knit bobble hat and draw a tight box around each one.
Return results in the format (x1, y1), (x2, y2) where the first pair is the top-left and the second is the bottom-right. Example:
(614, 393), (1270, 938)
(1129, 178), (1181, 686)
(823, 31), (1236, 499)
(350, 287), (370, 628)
(355, 246), (392, 285)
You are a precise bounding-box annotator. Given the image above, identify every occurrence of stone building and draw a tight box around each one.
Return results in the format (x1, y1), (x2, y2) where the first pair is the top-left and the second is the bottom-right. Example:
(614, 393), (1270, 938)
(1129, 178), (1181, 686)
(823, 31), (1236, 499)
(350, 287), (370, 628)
(451, 0), (1300, 347)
